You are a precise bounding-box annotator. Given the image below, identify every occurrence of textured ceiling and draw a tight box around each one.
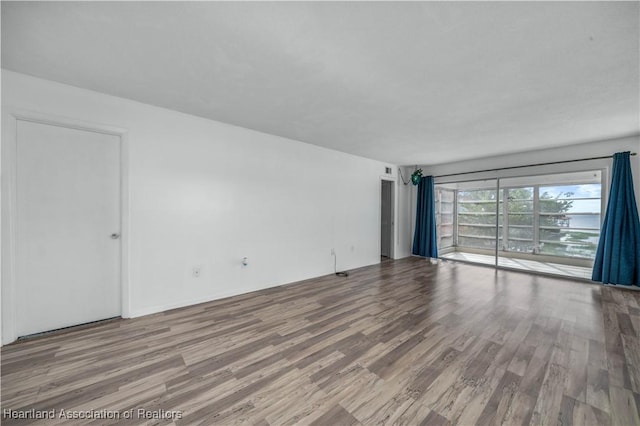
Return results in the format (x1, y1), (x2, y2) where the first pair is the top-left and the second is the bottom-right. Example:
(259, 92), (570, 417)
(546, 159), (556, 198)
(2, 1), (639, 165)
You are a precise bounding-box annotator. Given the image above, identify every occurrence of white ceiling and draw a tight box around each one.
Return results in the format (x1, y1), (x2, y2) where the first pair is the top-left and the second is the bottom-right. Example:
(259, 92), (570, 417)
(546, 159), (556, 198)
(2, 1), (639, 166)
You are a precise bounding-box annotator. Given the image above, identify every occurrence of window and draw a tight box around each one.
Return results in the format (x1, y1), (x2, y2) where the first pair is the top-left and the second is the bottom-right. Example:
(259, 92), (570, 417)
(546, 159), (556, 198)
(537, 184), (601, 259)
(502, 187), (534, 253)
(436, 188), (455, 249)
(436, 170), (602, 262)
(457, 188), (499, 250)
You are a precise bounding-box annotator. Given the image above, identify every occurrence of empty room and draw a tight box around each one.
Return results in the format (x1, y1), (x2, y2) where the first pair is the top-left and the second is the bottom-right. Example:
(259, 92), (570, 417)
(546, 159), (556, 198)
(1, 1), (639, 425)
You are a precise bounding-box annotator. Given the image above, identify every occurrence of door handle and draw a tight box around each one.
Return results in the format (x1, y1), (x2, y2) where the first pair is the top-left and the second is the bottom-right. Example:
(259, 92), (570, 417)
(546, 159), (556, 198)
(110, 233), (120, 239)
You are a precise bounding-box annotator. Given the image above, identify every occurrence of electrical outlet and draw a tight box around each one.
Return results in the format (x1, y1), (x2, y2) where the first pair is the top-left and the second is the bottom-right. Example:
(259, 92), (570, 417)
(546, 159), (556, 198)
(331, 248), (335, 256)
(192, 266), (201, 278)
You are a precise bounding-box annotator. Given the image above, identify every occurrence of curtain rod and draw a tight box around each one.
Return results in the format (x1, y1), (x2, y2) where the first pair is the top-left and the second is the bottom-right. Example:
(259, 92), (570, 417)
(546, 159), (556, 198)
(434, 152), (637, 179)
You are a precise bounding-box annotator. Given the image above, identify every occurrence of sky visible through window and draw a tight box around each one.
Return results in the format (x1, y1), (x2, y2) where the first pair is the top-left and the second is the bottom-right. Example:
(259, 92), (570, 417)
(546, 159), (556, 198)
(541, 184), (601, 199)
(540, 184), (601, 230)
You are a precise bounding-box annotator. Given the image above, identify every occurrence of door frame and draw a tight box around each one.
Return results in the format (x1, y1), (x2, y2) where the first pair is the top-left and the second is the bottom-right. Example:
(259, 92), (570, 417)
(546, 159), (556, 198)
(380, 175), (397, 260)
(2, 110), (130, 344)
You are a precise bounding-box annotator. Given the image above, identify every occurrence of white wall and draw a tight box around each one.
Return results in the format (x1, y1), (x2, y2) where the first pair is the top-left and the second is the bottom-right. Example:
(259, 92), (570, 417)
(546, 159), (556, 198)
(401, 136), (640, 255)
(396, 170), (413, 259)
(1, 70), (399, 344)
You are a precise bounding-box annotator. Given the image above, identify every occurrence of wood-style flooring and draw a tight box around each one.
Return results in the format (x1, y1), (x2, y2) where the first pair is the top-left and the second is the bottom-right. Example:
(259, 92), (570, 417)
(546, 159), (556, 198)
(2, 258), (640, 425)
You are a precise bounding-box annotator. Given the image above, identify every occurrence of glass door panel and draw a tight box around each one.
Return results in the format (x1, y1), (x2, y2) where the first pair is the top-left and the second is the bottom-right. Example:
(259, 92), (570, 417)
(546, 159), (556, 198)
(435, 186), (455, 250)
(503, 187), (535, 254)
(496, 171), (602, 279)
(537, 183), (601, 259)
(437, 179), (498, 266)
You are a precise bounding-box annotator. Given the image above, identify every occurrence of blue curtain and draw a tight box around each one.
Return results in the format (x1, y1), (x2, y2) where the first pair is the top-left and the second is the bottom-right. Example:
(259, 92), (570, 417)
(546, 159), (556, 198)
(592, 151), (640, 286)
(413, 176), (438, 258)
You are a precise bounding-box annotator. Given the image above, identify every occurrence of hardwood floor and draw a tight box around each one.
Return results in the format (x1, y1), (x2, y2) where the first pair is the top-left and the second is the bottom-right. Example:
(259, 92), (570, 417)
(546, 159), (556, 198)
(2, 258), (639, 425)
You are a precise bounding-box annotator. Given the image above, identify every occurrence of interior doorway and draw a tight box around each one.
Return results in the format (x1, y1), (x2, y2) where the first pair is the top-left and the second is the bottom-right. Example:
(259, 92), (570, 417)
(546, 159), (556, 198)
(381, 179), (394, 260)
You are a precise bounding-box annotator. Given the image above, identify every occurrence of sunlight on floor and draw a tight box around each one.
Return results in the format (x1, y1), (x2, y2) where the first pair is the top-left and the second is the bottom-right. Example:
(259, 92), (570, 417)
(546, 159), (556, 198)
(441, 252), (593, 280)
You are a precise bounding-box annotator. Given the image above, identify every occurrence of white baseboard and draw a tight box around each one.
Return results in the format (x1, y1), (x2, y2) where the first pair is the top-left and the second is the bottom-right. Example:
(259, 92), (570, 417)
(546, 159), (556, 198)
(127, 287), (267, 318)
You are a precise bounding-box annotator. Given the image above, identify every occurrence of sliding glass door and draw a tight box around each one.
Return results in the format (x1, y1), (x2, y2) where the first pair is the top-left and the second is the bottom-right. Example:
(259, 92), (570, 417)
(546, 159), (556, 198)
(437, 170), (602, 279)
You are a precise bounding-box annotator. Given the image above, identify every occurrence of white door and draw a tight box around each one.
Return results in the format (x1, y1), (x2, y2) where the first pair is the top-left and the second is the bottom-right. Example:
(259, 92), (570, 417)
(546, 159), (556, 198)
(16, 120), (121, 337)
